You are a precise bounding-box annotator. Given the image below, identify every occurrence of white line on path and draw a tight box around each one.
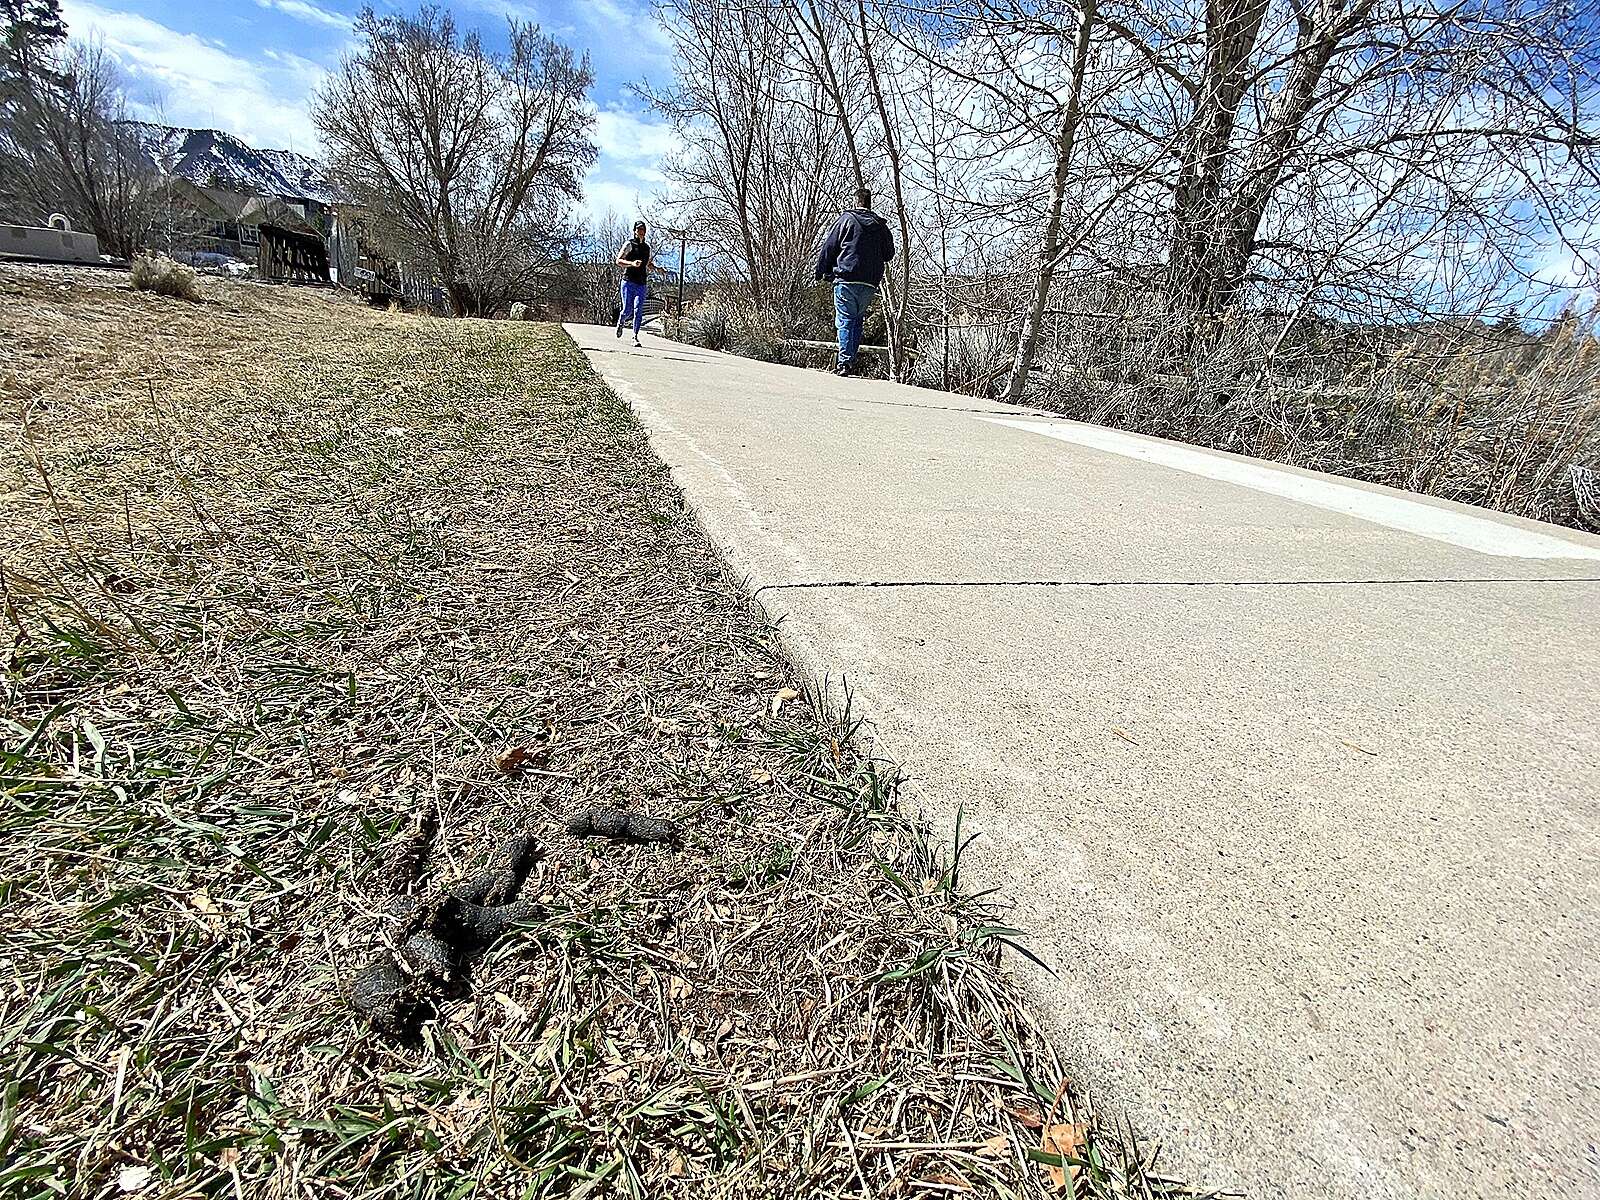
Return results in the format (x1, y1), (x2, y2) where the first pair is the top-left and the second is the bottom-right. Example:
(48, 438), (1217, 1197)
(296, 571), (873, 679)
(983, 417), (1600, 561)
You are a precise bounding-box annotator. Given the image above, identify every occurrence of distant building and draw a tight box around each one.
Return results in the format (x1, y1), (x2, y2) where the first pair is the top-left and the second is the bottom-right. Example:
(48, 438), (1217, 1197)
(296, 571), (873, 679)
(130, 122), (441, 305)
(132, 123), (340, 267)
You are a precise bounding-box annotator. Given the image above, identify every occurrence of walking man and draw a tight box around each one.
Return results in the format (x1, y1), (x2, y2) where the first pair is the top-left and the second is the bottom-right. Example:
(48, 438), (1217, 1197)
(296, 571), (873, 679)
(616, 219), (662, 347)
(814, 187), (895, 377)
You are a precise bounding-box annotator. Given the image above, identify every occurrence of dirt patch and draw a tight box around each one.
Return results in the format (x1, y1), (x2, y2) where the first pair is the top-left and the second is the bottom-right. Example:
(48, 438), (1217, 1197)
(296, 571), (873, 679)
(0, 265), (1206, 1198)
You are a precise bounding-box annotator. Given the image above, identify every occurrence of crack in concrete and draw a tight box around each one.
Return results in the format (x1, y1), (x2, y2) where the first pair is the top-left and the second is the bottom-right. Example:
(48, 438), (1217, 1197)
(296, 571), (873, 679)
(756, 575), (1600, 594)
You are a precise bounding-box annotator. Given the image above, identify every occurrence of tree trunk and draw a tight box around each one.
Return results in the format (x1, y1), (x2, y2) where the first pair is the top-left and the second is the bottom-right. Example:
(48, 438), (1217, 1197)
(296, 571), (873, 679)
(855, 0), (912, 380)
(1004, 0), (1096, 407)
(1165, 0), (1271, 321)
(1223, 5), (1367, 287)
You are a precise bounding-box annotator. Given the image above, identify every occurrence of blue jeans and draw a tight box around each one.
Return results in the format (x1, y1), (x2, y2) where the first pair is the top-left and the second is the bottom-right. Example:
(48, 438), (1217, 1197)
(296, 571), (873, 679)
(833, 282), (876, 364)
(619, 280), (646, 335)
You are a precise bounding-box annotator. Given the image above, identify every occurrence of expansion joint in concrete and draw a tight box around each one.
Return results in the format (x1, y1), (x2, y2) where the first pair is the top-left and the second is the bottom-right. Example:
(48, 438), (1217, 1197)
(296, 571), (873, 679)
(755, 576), (1600, 594)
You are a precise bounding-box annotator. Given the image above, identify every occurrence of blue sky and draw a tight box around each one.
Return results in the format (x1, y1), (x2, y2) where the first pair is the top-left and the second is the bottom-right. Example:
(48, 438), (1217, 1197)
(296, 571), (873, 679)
(59, 0), (678, 223)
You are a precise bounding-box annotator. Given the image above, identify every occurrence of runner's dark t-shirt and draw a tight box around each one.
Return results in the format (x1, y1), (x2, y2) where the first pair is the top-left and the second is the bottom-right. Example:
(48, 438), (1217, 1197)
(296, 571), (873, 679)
(621, 238), (650, 285)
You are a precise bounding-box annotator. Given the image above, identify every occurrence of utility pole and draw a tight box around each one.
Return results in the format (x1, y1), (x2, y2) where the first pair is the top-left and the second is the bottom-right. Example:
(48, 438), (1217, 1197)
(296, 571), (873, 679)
(676, 229), (686, 316)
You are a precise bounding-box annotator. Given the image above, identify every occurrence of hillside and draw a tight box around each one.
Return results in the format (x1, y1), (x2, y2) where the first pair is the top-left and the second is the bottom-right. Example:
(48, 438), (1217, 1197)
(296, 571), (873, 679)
(128, 121), (348, 204)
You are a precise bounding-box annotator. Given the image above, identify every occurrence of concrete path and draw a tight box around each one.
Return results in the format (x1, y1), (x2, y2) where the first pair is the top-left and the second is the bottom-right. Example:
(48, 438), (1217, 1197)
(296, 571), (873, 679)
(565, 324), (1600, 1200)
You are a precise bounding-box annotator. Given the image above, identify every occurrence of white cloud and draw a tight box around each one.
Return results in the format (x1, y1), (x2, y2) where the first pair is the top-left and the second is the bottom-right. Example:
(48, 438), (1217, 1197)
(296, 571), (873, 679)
(581, 174), (658, 225)
(456, 0), (672, 76)
(1529, 229), (1600, 317)
(591, 105), (675, 163)
(574, 0), (671, 56)
(579, 105), (674, 223)
(62, 0), (323, 151)
(255, 0), (350, 32)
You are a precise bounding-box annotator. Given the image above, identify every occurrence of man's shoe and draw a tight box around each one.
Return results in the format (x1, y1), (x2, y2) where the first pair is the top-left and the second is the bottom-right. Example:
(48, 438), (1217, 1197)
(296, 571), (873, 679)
(615, 323), (623, 338)
(633, 337), (642, 348)
(833, 360), (851, 377)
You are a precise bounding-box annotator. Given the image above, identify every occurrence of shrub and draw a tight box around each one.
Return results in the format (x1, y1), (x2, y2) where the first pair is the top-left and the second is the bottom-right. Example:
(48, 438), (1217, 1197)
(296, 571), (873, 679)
(732, 309), (786, 362)
(130, 253), (201, 301)
(1029, 300), (1600, 530)
(696, 299), (731, 352)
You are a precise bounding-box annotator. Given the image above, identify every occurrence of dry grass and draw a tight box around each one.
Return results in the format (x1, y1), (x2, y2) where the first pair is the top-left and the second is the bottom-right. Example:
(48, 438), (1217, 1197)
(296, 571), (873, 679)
(0, 265), (1215, 1199)
(1023, 304), (1600, 532)
(128, 253), (201, 301)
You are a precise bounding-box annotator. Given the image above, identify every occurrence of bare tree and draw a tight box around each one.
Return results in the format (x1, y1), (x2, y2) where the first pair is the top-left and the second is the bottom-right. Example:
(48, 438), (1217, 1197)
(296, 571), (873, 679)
(648, 0), (852, 329)
(314, 6), (597, 316)
(1117, 0), (1600, 325)
(570, 211), (631, 324)
(0, 37), (156, 256)
(999, 0), (1099, 405)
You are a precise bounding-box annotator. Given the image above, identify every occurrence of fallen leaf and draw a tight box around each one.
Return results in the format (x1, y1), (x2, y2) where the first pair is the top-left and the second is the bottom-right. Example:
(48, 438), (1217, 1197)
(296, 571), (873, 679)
(770, 686), (801, 716)
(494, 744), (545, 775)
(667, 975), (694, 1001)
(749, 767), (773, 784)
(1039, 1122), (1089, 1191)
(118, 1166), (151, 1193)
(976, 1132), (1010, 1158)
(1003, 1102), (1043, 1129)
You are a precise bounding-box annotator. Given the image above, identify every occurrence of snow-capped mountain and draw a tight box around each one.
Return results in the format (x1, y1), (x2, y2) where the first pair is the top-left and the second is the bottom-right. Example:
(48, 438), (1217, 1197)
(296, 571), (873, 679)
(129, 122), (350, 206)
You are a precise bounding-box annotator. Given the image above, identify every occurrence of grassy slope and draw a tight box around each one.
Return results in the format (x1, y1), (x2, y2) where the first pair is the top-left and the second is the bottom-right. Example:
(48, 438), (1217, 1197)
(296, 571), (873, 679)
(0, 268), (1202, 1200)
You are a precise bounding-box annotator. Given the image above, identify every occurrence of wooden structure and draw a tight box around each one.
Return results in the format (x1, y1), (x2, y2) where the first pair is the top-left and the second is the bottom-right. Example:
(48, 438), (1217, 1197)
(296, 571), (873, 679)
(258, 223), (330, 284)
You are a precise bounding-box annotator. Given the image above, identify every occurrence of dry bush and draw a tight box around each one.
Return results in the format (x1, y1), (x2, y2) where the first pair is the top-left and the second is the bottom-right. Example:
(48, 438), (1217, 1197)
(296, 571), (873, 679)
(129, 252), (200, 301)
(729, 306), (787, 362)
(686, 295), (732, 352)
(1352, 316), (1600, 526)
(1028, 302), (1600, 530)
(910, 319), (1016, 395)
